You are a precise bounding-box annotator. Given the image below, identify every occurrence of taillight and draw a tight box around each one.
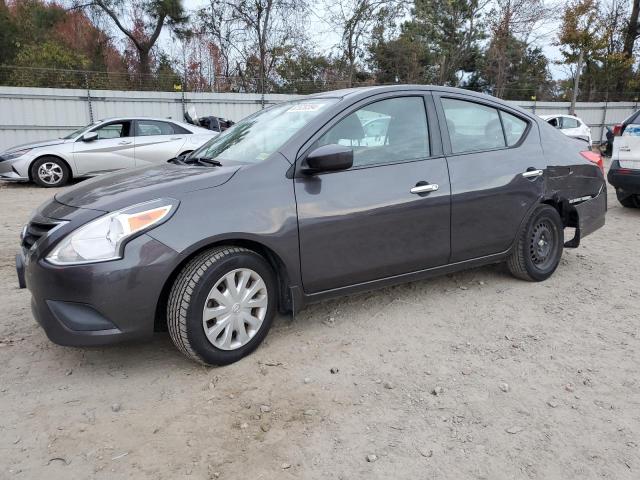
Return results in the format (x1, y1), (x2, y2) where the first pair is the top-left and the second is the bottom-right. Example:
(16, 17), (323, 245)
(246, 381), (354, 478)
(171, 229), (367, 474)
(612, 124), (623, 136)
(580, 150), (604, 174)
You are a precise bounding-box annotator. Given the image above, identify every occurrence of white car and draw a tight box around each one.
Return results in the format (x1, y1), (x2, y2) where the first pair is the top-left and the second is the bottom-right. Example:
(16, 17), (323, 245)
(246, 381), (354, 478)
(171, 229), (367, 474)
(539, 114), (592, 146)
(0, 117), (217, 187)
(608, 109), (640, 207)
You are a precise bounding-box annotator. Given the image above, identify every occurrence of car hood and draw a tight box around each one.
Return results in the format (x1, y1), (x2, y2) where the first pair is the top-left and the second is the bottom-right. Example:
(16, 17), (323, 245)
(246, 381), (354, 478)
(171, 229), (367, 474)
(55, 163), (241, 212)
(4, 138), (69, 152)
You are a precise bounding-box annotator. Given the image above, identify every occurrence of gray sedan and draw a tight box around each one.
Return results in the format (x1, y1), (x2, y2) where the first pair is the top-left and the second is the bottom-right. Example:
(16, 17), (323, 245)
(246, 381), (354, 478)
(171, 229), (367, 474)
(0, 117), (216, 187)
(16, 85), (606, 365)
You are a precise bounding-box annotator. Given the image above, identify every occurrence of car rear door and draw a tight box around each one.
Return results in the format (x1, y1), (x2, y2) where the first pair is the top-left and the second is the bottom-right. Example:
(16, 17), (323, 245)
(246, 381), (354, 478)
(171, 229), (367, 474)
(294, 92), (451, 294)
(72, 120), (135, 175)
(133, 120), (188, 166)
(433, 93), (544, 262)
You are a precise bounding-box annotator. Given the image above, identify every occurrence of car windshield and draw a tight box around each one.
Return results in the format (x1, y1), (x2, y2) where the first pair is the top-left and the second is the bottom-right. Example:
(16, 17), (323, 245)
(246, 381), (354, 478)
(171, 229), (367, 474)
(189, 98), (338, 164)
(62, 122), (100, 139)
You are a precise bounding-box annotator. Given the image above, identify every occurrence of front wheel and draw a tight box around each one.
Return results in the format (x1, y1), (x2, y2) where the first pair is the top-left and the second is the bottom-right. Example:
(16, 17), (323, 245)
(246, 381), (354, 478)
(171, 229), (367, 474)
(616, 188), (640, 208)
(31, 156), (70, 187)
(167, 246), (276, 365)
(507, 205), (564, 282)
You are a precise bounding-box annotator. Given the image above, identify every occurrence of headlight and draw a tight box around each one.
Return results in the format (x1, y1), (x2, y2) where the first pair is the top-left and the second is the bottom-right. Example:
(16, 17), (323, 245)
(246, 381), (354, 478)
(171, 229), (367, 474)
(1, 148), (32, 161)
(46, 199), (177, 265)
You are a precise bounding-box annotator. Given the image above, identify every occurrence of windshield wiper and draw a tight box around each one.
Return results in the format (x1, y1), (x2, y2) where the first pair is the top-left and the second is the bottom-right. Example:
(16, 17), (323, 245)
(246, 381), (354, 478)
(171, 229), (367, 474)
(168, 156), (222, 167)
(193, 157), (223, 166)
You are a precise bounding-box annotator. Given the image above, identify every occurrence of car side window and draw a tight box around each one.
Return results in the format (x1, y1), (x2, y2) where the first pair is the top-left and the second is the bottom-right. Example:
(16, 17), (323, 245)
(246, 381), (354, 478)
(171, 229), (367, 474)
(94, 122), (130, 140)
(500, 111), (528, 146)
(314, 96), (429, 168)
(136, 120), (176, 137)
(562, 117), (579, 129)
(547, 117), (559, 128)
(441, 98), (505, 153)
(171, 123), (191, 134)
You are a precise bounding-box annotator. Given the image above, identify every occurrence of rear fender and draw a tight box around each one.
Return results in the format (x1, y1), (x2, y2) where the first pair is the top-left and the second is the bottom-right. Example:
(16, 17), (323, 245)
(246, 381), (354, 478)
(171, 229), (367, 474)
(541, 165), (607, 248)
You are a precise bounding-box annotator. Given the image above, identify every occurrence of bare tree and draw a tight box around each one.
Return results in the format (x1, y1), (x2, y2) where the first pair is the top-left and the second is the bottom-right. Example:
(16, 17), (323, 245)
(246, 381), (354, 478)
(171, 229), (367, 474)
(201, 0), (307, 93)
(78, 0), (186, 75)
(484, 0), (550, 97)
(556, 0), (601, 113)
(326, 0), (404, 86)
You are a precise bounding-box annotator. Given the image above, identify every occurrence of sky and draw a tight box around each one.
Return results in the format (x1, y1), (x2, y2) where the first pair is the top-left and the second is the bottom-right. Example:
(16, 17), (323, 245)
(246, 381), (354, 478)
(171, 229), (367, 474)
(175, 0), (566, 80)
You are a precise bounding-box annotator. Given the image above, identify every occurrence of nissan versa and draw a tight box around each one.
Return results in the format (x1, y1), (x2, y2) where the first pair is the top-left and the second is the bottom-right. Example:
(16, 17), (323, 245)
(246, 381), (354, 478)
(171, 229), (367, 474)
(16, 86), (607, 366)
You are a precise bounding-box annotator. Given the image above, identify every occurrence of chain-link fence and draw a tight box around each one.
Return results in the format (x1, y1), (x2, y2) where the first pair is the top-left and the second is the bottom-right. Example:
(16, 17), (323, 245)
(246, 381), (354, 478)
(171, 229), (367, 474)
(0, 65), (379, 95)
(4, 65), (639, 100)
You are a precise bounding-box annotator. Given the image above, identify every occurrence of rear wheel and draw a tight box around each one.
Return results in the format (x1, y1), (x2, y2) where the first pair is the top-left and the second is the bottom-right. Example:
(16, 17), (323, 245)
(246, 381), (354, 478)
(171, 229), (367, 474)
(31, 156), (70, 187)
(616, 188), (640, 208)
(507, 204), (564, 282)
(167, 246), (276, 365)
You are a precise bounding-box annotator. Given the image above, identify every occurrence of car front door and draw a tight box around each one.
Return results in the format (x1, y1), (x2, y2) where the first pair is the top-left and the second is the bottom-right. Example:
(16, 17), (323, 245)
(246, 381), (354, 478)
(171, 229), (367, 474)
(134, 120), (188, 166)
(295, 93), (451, 294)
(73, 121), (135, 175)
(434, 93), (544, 262)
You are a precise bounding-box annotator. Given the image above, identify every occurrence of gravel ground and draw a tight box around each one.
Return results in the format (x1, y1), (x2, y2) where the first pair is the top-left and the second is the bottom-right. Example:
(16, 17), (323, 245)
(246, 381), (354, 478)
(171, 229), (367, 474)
(0, 174), (639, 480)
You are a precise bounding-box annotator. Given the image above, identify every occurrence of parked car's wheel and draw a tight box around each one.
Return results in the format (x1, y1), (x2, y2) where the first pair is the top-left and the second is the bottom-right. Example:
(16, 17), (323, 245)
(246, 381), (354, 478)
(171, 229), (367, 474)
(31, 156), (70, 187)
(507, 204), (564, 282)
(615, 188), (640, 208)
(167, 246), (276, 365)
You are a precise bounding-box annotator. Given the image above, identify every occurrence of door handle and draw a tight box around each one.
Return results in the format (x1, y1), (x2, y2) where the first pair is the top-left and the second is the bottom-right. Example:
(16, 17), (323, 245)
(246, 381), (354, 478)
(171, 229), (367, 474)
(118, 140), (132, 145)
(522, 169), (543, 178)
(171, 137), (182, 140)
(410, 183), (439, 194)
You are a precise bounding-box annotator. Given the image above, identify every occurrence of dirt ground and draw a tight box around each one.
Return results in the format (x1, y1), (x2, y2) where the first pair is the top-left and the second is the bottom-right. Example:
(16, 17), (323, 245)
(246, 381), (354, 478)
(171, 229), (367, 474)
(0, 173), (639, 480)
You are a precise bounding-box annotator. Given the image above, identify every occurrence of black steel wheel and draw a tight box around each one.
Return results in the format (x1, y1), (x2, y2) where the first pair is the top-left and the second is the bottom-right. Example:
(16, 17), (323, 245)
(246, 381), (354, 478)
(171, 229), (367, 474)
(507, 204), (564, 282)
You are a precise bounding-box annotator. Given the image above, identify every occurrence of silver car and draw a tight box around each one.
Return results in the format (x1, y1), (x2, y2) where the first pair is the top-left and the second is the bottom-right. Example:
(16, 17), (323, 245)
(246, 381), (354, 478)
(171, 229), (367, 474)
(0, 117), (217, 187)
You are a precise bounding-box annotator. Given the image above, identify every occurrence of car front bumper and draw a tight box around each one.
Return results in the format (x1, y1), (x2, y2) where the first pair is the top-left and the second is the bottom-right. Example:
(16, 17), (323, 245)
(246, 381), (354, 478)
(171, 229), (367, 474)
(0, 158), (29, 181)
(608, 160), (640, 194)
(17, 233), (181, 346)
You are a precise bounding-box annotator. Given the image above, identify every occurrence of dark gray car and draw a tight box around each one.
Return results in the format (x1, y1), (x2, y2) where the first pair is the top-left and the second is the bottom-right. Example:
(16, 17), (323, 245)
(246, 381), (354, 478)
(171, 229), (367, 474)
(16, 86), (607, 365)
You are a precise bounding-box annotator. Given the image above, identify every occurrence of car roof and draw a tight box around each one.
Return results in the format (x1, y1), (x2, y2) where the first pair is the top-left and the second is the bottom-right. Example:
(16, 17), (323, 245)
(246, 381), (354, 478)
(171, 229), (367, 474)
(306, 85), (536, 119)
(97, 116), (187, 124)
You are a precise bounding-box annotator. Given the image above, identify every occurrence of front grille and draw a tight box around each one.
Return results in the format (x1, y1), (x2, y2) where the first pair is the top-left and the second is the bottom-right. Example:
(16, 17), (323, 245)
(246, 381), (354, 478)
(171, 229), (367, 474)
(21, 216), (61, 250)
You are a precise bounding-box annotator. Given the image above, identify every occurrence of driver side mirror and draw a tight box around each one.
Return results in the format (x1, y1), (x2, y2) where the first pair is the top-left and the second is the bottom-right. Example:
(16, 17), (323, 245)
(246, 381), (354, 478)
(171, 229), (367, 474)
(301, 144), (353, 175)
(82, 131), (98, 142)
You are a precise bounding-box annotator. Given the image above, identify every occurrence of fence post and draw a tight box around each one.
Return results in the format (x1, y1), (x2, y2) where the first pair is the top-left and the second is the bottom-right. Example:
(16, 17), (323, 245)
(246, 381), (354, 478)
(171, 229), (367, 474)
(85, 72), (94, 123)
(599, 92), (609, 145)
(181, 85), (186, 118)
(531, 95), (537, 115)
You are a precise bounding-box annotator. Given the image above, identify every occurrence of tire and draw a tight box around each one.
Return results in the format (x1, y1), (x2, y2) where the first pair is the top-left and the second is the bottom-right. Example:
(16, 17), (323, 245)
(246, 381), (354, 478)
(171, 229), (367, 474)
(507, 204), (564, 282)
(616, 188), (640, 208)
(31, 156), (70, 187)
(167, 246), (277, 365)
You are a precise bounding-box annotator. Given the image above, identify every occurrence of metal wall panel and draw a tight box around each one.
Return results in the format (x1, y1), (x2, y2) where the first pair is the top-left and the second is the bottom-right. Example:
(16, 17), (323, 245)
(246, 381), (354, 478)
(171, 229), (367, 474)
(0, 86), (636, 151)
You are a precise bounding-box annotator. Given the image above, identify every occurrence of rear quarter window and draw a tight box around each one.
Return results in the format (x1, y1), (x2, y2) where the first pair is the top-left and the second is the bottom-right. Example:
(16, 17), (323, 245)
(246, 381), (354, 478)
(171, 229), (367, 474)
(500, 111), (528, 146)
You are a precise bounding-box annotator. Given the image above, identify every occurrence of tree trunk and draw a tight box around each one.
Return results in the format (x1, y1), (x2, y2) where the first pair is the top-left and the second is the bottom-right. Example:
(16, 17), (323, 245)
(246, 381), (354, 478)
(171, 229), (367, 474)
(138, 48), (152, 77)
(570, 50), (584, 116)
(617, 0), (640, 95)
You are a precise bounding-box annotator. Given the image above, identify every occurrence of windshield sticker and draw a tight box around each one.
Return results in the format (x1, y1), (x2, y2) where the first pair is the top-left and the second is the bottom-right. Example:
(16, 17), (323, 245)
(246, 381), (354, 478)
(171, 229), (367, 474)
(287, 103), (325, 113)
